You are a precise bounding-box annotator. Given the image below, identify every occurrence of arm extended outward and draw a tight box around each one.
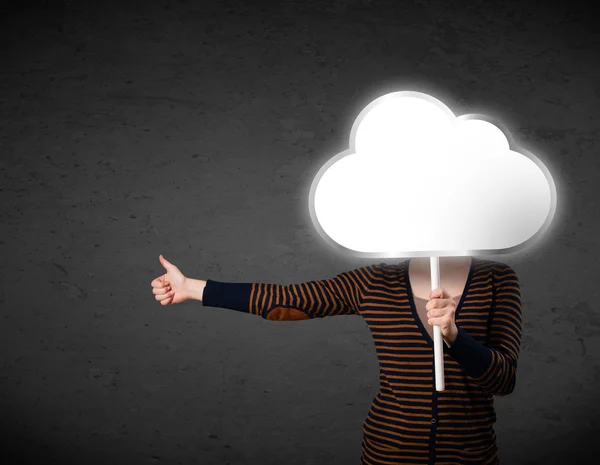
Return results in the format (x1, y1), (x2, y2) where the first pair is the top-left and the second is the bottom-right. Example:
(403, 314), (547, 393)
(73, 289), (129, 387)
(196, 265), (381, 321)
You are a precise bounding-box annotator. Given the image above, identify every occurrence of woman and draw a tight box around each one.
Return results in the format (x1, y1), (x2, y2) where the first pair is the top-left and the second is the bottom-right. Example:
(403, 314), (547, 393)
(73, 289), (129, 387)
(151, 253), (522, 464)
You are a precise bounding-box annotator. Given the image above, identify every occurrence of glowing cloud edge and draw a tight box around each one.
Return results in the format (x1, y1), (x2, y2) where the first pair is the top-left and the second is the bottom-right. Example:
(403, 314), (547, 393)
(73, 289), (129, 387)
(306, 90), (559, 259)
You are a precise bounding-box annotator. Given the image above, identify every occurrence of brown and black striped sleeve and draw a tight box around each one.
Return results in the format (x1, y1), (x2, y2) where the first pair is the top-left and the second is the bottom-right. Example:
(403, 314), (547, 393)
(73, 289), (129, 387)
(202, 264), (381, 321)
(446, 263), (522, 396)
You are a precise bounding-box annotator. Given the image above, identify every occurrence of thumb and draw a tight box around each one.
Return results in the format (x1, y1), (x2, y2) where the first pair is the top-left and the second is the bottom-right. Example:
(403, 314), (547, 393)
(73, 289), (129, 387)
(429, 287), (447, 300)
(159, 254), (174, 270)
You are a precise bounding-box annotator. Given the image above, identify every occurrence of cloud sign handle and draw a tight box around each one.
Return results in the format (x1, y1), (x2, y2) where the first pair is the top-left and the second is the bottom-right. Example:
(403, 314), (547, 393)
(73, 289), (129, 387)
(308, 90), (557, 392)
(430, 256), (444, 391)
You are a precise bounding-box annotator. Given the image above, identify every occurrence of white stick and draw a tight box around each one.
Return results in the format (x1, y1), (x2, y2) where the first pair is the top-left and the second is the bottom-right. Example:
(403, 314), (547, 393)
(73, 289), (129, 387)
(430, 256), (445, 391)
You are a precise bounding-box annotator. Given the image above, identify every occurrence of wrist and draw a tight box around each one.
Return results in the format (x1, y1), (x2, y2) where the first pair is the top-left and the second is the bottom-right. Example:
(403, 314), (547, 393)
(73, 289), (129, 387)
(446, 324), (459, 347)
(185, 278), (206, 301)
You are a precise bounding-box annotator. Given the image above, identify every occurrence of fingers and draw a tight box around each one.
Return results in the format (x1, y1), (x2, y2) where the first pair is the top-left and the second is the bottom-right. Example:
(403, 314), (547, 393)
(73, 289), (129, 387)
(425, 298), (455, 311)
(427, 306), (455, 325)
(151, 275), (169, 288)
(155, 288), (174, 300)
(154, 290), (175, 303)
(426, 289), (456, 328)
(153, 284), (172, 295)
(152, 273), (174, 305)
(426, 308), (447, 318)
(425, 299), (440, 310)
(429, 287), (448, 299)
(427, 315), (451, 326)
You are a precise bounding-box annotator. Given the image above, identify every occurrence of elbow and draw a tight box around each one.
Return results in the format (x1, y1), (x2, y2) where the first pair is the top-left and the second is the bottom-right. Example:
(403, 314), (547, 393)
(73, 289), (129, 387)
(492, 372), (517, 397)
(263, 307), (312, 321)
(493, 384), (515, 397)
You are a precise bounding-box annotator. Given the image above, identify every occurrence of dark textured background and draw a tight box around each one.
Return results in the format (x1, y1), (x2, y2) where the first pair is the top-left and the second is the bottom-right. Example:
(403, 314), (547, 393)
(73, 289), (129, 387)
(1, 0), (598, 464)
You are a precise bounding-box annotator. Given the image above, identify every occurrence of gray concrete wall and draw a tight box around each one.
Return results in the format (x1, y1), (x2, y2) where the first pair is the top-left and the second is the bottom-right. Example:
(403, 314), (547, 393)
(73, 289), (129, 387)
(1, 0), (598, 463)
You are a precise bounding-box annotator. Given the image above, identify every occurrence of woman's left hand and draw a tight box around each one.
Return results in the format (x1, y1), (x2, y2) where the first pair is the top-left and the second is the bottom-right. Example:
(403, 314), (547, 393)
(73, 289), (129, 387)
(426, 287), (459, 346)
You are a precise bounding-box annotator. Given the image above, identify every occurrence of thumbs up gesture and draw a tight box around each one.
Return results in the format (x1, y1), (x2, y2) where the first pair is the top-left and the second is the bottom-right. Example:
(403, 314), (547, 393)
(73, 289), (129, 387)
(150, 255), (189, 305)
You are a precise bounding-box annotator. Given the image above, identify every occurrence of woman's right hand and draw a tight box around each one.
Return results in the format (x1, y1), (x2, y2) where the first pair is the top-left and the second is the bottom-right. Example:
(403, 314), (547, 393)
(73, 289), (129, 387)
(151, 255), (189, 305)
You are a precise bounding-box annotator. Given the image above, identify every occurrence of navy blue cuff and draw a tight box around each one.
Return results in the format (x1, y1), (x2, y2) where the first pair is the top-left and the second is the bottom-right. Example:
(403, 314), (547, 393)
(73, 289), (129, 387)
(201, 279), (253, 314)
(445, 325), (493, 379)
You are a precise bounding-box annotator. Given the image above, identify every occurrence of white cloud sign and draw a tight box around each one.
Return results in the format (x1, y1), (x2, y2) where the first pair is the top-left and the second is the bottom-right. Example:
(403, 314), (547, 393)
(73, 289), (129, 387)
(308, 91), (556, 258)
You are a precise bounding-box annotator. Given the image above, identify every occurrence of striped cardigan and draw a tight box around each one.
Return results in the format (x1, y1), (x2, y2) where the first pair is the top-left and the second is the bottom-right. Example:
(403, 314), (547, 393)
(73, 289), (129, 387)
(201, 257), (522, 464)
